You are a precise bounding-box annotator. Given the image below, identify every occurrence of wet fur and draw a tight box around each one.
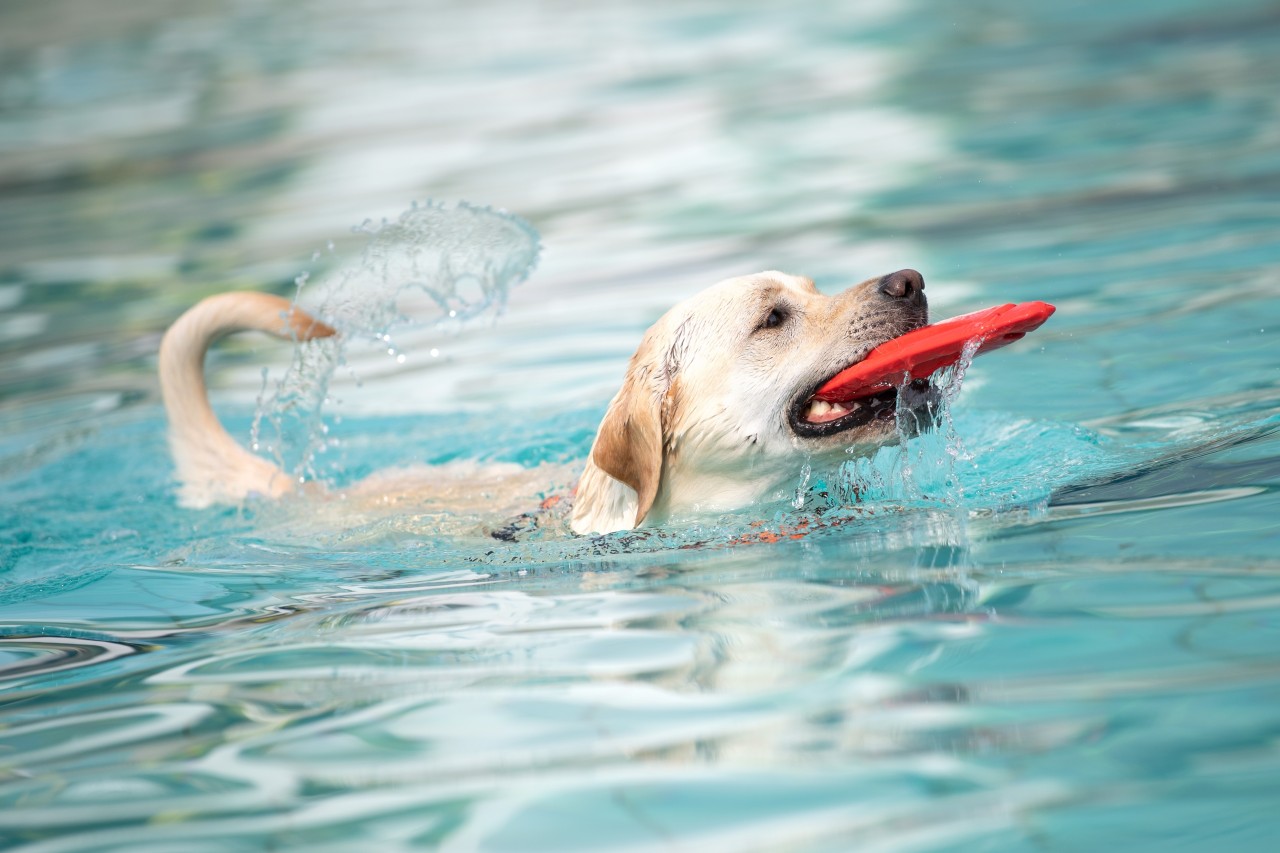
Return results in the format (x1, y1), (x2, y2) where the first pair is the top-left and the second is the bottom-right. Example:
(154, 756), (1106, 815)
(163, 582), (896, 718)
(160, 272), (926, 536)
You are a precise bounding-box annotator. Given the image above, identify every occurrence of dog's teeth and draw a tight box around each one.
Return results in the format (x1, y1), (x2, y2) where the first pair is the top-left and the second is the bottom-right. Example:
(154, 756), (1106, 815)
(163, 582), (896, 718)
(806, 397), (859, 423)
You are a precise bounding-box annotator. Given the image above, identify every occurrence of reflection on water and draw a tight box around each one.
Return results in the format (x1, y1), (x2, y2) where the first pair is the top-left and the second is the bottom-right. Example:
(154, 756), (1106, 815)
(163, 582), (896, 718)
(3, 0), (1280, 850)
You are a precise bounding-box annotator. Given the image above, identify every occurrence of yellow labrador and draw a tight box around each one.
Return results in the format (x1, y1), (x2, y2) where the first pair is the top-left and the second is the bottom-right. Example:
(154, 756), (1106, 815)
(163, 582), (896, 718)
(160, 270), (929, 536)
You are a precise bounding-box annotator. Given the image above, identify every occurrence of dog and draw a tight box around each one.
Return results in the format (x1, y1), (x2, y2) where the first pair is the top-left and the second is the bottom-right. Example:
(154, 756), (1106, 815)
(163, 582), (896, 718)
(159, 269), (930, 536)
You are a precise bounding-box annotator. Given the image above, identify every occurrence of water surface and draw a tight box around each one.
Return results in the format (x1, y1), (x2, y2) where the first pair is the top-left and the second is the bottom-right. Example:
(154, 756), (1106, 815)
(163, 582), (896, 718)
(2, 0), (1279, 850)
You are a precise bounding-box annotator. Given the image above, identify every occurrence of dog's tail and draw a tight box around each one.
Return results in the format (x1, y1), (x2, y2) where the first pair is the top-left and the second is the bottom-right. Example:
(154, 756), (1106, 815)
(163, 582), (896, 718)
(159, 292), (337, 508)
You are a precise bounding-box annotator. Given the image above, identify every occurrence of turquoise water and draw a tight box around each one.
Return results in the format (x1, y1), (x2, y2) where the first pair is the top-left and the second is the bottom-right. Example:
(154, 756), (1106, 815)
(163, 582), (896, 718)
(3, 0), (1280, 849)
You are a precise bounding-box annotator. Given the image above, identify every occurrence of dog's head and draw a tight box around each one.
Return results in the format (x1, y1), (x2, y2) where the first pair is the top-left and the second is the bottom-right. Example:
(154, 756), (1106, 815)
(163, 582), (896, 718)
(571, 270), (931, 535)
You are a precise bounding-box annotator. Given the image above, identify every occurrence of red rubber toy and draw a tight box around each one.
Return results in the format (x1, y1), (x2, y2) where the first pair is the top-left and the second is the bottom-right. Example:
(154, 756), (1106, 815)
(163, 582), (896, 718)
(814, 301), (1056, 402)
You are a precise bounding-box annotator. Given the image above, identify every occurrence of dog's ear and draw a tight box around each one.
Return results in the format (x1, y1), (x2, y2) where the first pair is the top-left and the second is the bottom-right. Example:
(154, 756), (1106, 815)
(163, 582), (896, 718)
(572, 332), (677, 535)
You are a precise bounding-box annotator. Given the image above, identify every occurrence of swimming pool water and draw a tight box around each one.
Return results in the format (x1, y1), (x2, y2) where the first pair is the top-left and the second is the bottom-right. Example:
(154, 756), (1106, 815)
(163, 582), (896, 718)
(2, 0), (1279, 850)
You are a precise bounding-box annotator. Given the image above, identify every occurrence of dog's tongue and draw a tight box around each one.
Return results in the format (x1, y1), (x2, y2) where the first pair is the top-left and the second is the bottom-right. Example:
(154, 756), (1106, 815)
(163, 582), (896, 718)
(814, 301), (1056, 403)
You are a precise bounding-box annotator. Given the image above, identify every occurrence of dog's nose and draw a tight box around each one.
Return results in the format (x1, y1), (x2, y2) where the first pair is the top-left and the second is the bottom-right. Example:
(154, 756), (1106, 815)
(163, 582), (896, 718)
(878, 269), (925, 305)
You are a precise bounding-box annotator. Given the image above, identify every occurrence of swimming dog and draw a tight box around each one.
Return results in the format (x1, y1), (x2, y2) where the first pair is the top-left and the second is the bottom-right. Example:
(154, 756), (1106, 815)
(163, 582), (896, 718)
(159, 269), (929, 535)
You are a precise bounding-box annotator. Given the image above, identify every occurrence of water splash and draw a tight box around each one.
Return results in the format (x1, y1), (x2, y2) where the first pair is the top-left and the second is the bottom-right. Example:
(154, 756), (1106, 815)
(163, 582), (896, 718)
(250, 201), (541, 486)
(833, 338), (983, 509)
(313, 200), (541, 335)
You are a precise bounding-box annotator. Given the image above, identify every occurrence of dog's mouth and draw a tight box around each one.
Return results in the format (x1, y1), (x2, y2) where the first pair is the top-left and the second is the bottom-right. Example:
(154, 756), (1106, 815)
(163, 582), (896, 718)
(789, 379), (932, 438)
(788, 322), (933, 440)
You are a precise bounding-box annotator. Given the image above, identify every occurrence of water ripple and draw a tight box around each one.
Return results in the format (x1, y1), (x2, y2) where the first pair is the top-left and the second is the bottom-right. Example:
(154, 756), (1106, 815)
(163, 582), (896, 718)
(0, 635), (139, 683)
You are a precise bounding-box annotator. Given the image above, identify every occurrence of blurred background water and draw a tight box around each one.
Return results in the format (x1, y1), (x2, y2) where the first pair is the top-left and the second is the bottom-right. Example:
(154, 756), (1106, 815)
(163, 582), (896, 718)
(2, 0), (1279, 850)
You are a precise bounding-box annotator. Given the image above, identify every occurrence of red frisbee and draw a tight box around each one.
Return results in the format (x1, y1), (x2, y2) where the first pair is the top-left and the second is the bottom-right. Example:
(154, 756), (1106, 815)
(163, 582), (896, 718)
(814, 301), (1056, 402)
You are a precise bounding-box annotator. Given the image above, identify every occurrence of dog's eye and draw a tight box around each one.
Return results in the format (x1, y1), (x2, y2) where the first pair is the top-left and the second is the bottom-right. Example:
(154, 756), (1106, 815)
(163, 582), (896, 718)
(761, 307), (787, 330)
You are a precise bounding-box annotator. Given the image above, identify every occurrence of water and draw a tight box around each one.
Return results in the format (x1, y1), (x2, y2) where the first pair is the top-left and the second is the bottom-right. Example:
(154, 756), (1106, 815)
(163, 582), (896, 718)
(2, 0), (1279, 849)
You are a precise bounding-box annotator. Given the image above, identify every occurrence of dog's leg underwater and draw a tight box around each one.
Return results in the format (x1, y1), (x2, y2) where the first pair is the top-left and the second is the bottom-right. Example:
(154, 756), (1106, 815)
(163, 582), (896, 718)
(159, 292), (337, 508)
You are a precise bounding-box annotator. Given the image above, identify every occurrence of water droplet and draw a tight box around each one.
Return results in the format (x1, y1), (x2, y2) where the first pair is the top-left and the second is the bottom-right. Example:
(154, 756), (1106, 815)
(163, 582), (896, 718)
(250, 202), (540, 497)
